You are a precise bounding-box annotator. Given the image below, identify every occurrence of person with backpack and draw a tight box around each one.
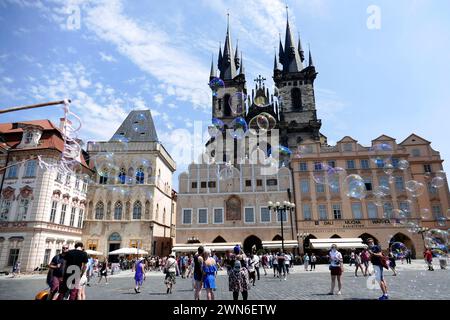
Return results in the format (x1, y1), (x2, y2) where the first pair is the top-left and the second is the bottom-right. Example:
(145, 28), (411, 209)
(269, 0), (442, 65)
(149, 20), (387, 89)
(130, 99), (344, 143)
(367, 238), (389, 300)
(164, 253), (179, 294)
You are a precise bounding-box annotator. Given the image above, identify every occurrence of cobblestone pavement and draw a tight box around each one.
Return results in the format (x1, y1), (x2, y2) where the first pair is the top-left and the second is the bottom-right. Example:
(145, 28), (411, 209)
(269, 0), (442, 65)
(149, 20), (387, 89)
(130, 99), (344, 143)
(1, 260), (448, 300)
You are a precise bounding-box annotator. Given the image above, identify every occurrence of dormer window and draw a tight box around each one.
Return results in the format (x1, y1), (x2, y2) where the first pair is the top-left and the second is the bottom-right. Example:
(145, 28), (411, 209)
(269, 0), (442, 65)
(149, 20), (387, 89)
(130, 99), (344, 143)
(24, 131), (33, 144)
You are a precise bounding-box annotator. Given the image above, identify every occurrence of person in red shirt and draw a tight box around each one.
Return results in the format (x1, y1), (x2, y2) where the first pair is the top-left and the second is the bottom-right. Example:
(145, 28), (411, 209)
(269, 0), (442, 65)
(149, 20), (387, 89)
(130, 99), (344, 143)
(424, 249), (434, 271)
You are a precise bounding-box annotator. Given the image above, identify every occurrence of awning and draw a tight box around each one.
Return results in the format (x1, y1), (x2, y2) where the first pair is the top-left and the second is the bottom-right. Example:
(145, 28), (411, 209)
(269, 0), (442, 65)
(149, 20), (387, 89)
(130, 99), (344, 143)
(262, 240), (298, 249)
(309, 238), (367, 249)
(172, 242), (242, 252)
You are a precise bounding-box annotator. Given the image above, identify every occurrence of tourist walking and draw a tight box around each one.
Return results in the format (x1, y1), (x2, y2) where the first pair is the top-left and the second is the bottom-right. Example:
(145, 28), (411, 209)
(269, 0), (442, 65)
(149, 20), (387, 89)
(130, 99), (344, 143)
(303, 253), (310, 271)
(354, 251), (364, 277)
(367, 238), (389, 300)
(164, 253), (178, 294)
(328, 244), (343, 295)
(310, 253), (317, 271)
(202, 248), (218, 300)
(361, 248), (371, 276)
(272, 252), (279, 277)
(193, 246), (204, 300)
(134, 257), (146, 293)
(12, 261), (20, 277)
(98, 259), (108, 284)
(252, 253), (261, 281)
(388, 252), (397, 276)
(424, 248), (434, 271)
(277, 252), (286, 280)
(228, 260), (250, 301)
(48, 245), (69, 300)
(60, 242), (88, 300)
(247, 254), (256, 286)
(405, 249), (412, 264)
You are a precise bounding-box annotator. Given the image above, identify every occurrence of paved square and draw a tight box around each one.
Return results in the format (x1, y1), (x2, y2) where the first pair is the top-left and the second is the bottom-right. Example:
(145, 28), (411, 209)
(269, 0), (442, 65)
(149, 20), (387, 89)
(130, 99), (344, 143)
(0, 260), (448, 300)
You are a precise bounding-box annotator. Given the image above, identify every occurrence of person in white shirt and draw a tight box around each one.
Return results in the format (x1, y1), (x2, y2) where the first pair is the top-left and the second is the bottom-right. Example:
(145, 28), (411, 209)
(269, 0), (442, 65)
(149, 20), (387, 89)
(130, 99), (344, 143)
(284, 253), (291, 274)
(328, 244), (343, 295)
(252, 254), (261, 281)
(247, 254), (256, 286)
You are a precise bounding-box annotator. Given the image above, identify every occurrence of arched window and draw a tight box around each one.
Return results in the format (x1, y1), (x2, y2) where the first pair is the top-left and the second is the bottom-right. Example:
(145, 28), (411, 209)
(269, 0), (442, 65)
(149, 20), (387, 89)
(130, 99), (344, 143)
(127, 168), (134, 184)
(223, 94), (231, 116)
(147, 166), (153, 182)
(95, 202), (104, 219)
(99, 168), (108, 185)
(155, 204), (159, 220)
(114, 201), (122, 220)
(0, 199), (11, 221)
(291, 88), (302, 110)
(136, 167), (144, 184)
(163, 208), (166, 223)
(118, 168), (126, 184)
(133, 201), (142, 219)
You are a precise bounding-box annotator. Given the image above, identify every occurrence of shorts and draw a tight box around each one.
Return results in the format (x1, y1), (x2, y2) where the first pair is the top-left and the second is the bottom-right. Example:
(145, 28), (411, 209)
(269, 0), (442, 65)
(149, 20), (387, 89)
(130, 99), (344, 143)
(373, 265), (384, 281)
(330, 266), (342, 276)
(76, 275), (87, 289)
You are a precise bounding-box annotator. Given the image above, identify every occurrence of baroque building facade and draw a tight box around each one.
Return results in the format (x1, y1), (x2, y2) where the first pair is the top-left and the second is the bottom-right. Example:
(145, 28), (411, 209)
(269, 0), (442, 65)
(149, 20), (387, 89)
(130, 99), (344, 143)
(82, 110), (176, 259)
(0, 120), (91, 272)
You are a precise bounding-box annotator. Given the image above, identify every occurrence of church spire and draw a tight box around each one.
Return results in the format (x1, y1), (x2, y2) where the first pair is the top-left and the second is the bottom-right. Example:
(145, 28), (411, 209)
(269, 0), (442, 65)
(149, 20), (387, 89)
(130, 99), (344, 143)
(274, 48), (279, 71)
(239, 52), (245, 75)
(298, 33), (305, 62)
(218, 43), (223, 71)
(220, 13), (237, 80)
(234, 39), (240, 69)
(308, 46), (314, 67)
(210, 54), (215, 79)
(278, 33), (284, 66)
(282, 5), (302, 73)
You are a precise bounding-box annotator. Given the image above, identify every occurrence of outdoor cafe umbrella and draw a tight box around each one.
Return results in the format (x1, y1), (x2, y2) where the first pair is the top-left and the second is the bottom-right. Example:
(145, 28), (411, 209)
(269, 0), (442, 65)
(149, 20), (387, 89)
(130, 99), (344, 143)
(85, 249), (103, 255)
(108, 247), (149, 255)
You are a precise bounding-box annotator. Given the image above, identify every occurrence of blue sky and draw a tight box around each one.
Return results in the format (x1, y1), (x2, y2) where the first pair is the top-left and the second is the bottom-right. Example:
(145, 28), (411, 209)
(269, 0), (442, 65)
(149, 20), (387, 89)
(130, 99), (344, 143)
(1, 0), (450, 189)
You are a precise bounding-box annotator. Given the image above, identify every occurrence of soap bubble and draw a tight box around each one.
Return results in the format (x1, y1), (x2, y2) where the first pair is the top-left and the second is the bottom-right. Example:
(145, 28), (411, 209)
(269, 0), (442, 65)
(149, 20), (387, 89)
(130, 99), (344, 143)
(344, 174), (366, 200)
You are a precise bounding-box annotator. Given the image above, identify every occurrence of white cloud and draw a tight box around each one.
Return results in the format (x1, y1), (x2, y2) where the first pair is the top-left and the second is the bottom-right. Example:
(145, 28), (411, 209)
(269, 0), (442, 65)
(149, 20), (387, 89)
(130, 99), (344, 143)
(78, 0), (210, 109)
(168, 103), (177, 109)
(2, 77), (14, 83)
(99, 51), (117, 63)
(153, 93), (163, 105)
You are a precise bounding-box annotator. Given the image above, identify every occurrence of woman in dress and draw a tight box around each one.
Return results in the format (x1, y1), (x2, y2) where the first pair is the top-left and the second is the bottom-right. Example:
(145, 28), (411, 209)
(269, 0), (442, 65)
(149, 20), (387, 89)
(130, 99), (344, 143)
(202, 248), (218, 300)
(164, 253), (178, 294)
(134, 257), (146, 293)
(228, 260), (250, 300)
(328, 244), (343, 295)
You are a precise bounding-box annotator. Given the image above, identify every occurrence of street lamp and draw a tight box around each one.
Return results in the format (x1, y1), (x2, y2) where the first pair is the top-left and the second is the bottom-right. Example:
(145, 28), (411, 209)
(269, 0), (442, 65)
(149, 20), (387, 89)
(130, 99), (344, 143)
(268, 200), (294, 253)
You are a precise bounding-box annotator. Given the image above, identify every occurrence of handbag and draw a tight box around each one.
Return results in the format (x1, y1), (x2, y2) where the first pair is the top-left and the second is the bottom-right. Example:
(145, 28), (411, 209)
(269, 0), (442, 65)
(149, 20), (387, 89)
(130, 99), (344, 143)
(381, 255), (389, 270)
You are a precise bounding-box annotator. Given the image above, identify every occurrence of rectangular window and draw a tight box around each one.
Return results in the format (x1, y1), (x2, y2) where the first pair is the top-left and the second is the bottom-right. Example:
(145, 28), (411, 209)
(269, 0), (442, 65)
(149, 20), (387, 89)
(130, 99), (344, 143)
(314, 162), (322, 171)
(256, 179), (262, 187)
(75, 179), (80, 190)
(364, 177), (373, 191)
(60, 204), (67, 225)
(412, 149), (421, 157)
(424, 164), (432, 173)
(55, 172), (62, 182)
(346, 160), (355, 169)
(432, 205), (443, 219)
(379, 176), (389, 188)
(428, 182), (437, 194)
(6, 164), (18, 179)
(266, 179), (277, 186)
(299, 162), (308, 172)
(0, 200), (11, 221)
(376, 159), (385, 168)
(392, 158), (399, 168)
(208, 181), (216, 188)
(43, 249), (51, 266)
(367, 203), (378, 219)
(213, 208), (223, 224)
(65, 174), (71, 186)
(77, 209), (84, 228)
(327, 160), (336, 168)
(69, 207), (76, 227)
(260, 207), (271, 222)
(383, 202), (393, 219)
(399, 201), (411, 217)
(395, 176), (405, 192)
(198, 208), (207, 224)
(361, 159), (370, 169)
(82, 181), (87, 192)
(344, 143), (353, 152)
(8, 249), (19, 267)
(303, 204), (312, 220)
(351, 203), (363, 219)
(300, 180), (310, 193)
(277, 210), (288, 222)
(182, 209), (192, 224)
(245, 180), (252, 187)
(191, 182), (197, 189)
(50, 201), (57, 223)
(316, 183), (325, 193)
(330, 182), (340, 193)
(244, 207), (255, 223)
(332, 204), (342, 219)
(25, 160), (36, 177)
(200, 182), (207, 188)
(318, 204), (328, 220)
